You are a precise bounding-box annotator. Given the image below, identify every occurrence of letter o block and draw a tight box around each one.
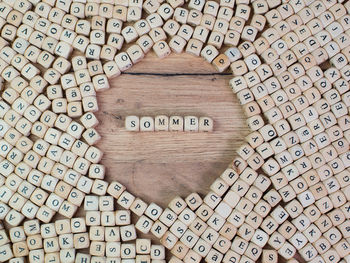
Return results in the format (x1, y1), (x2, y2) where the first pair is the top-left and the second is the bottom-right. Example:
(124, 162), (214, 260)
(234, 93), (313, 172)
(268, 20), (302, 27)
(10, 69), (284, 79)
(140, 117), (154, 131)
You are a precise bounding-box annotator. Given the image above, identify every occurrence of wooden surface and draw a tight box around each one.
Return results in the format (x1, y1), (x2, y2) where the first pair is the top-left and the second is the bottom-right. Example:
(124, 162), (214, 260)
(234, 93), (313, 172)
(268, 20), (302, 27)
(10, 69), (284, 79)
(96, 52), (250, 208)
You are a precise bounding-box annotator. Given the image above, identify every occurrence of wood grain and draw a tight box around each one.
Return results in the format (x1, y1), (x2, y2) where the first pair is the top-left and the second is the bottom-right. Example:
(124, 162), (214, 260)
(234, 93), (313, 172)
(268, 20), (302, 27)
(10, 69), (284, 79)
(96, 52), (250, 207)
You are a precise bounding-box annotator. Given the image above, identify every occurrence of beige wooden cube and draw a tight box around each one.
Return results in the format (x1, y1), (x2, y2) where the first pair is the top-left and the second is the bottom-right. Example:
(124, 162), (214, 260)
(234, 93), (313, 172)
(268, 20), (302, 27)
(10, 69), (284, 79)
(0, 244), (14, 262)
(262, 249), (278, 263)
(155, 115), (169, 131)
(151, 245), (165, 260)
(26, 234), (42, 250)
(140, 117), (154, 131)
(168, 196), (187, 215)
(136, 239), (151, 254)
(130, 198), (148, 216)
(135, 216), (153, 234)
(153, 41), (171, 58)
(199, 117), (213, 132)
(212, 54), (230, 72)
(115, 52), (133, 72)
(120, 225), (137, 241)
(169, 116), (184, 131)
(184, 116), (199, 132)
(125, 116), (139, 131)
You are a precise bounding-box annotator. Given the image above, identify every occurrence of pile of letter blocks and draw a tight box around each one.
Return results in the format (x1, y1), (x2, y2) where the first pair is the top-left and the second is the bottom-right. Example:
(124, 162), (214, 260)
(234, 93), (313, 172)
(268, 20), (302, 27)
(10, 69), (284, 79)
(0, 0), (349, 262)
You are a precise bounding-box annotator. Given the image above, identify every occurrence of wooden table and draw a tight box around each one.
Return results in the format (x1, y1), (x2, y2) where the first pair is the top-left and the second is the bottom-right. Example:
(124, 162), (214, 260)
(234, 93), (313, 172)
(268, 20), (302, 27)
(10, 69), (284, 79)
(96, 52), (250, 208)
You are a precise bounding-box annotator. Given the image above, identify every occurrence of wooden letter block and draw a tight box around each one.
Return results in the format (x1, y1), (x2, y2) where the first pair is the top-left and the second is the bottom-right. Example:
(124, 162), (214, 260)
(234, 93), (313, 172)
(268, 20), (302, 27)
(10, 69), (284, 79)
(0, 244), (14, 262)
(169, 116), (184, 131)
(151, 245), (165, 259)
(184, 116), (199, 132)
(155, 115), (169, 131)
(140, 117), (155, 132)
(125, 116), (140, 131)
(262, 249), (278, 263)
(199, 117), (213, 132)
(120, 225), (137, 241)
(121, 243), (136, 258)
(153, 41), (171, 58)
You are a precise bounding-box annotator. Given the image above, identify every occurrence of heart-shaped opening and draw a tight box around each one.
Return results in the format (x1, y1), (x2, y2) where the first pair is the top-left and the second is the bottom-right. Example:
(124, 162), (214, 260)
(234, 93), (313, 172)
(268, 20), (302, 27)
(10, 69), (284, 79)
(96, 53), (249, 207)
